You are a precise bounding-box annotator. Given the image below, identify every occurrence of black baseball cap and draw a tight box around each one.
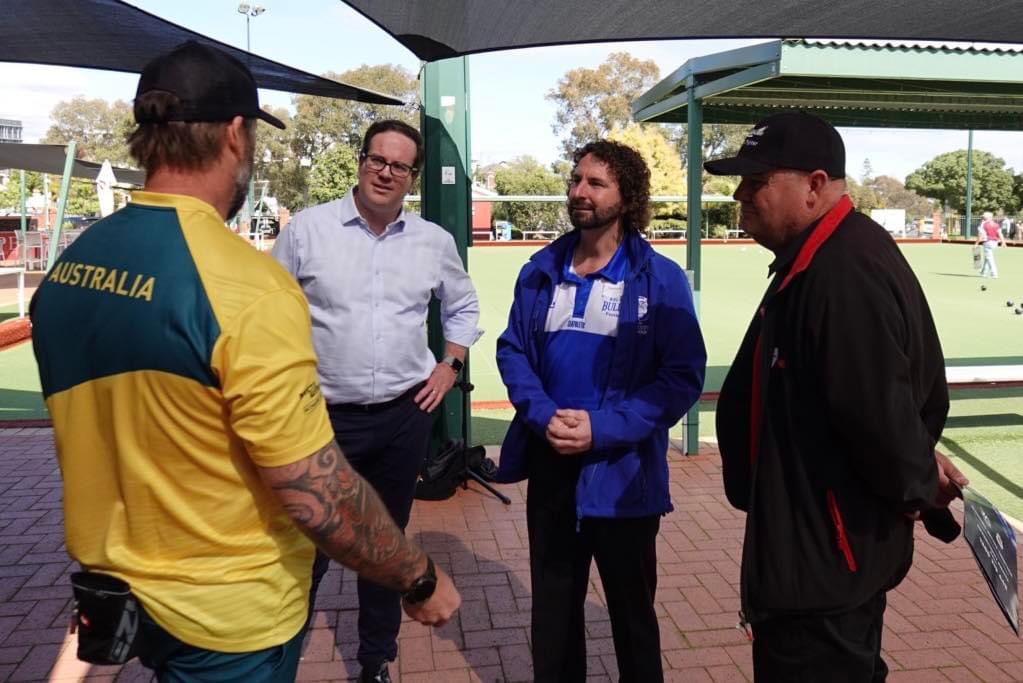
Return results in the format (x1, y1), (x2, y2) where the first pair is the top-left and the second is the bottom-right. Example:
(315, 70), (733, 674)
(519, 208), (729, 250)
(704, 111), (844, 178)
(134, 41), (285, 130)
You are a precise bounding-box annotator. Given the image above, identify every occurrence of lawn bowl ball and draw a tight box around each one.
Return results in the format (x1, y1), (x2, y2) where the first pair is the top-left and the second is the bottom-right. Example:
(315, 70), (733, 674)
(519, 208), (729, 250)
(1008, 301), (1015, 307)
(1017, 308), (1023, 315)
(980, 285), (987, 291)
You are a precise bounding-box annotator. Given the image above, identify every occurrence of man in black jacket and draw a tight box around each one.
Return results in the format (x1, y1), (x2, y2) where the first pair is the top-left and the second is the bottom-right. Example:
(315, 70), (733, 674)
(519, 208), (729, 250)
(706, 111), (968, 681)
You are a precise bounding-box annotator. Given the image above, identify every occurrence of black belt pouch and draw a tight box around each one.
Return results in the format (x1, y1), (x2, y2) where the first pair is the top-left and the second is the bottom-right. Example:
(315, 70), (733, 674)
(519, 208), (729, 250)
(69, 571), (143, 664)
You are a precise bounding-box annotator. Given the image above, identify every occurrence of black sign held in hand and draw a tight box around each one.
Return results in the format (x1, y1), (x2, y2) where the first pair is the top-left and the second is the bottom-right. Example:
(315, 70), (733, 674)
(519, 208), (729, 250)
(963, 487), (1019, 636)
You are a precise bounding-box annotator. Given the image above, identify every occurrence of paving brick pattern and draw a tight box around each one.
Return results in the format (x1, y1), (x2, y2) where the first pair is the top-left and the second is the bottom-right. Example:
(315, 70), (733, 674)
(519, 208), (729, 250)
(1, 428), (1021, 682)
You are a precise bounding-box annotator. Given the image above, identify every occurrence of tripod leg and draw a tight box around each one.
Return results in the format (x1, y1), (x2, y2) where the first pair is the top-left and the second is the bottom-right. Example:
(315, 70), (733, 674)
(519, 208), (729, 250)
(465, 470), (512, 505)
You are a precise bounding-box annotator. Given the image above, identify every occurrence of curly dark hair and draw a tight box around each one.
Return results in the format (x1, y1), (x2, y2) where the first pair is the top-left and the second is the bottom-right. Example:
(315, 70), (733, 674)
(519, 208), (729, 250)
(571, 140), (652, 234)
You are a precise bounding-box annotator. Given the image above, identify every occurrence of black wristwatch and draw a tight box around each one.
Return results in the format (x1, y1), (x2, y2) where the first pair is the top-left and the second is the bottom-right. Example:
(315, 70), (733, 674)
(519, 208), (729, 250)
(441, 354), (464, 374)
(402, 556), (437, 605)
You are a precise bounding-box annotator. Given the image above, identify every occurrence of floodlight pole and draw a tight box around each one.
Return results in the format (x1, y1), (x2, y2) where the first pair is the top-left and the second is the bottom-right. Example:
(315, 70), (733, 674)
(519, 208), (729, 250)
(238, 3), (265, 230)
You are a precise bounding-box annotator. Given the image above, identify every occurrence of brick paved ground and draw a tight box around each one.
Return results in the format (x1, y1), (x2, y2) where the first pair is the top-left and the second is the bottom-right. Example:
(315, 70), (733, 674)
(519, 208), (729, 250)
(2, 427), (1021, 682)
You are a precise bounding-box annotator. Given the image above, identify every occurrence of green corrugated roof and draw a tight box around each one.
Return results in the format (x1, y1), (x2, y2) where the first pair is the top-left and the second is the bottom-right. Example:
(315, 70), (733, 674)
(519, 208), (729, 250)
(632, 39), (1023, 130)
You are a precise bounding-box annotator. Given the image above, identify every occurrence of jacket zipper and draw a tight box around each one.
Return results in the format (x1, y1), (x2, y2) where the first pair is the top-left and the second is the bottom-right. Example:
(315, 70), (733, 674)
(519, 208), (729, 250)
(826, 489), (858, 572)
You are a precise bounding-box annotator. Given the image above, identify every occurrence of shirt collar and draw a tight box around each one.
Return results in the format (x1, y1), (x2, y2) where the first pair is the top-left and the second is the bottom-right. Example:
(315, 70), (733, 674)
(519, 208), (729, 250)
(339, 187), (408, 235)
(129, 191), (223, 223)
(561, 239), (629, 284)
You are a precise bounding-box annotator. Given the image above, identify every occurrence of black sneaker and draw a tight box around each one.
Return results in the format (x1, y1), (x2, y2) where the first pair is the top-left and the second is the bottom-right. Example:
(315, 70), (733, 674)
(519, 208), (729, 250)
(358, 662), (392, 683)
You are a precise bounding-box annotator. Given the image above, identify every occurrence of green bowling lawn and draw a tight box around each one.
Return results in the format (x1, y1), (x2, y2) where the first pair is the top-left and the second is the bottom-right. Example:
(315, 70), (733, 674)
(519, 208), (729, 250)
(4, 242), (1023, 520)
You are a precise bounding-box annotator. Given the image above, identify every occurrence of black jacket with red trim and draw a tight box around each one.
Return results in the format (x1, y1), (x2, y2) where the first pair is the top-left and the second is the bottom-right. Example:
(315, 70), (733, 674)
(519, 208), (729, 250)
(717, 198), (947, 623)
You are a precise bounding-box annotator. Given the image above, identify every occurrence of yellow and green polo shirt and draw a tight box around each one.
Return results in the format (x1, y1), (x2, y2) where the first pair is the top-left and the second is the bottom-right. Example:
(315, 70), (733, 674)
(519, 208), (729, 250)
(30, 191), (334, 653)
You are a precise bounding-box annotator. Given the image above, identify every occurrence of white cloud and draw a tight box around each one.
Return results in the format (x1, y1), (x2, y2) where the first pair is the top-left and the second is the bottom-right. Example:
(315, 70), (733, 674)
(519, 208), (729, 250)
(0, 64), (136, 142)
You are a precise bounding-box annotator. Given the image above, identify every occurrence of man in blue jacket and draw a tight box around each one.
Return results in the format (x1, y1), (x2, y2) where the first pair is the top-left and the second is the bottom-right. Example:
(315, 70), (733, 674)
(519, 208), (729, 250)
(496, 140), (706, 682)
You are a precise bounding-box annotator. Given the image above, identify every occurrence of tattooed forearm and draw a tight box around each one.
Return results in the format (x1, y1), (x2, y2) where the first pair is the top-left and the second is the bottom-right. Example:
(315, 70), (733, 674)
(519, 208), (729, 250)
(260, 440), (427, 592)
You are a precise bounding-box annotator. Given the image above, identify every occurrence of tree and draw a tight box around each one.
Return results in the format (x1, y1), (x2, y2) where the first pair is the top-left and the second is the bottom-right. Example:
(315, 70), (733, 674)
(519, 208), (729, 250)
(674, 123), (748, 171)
(906, 150), (1015, 214)
(607, 124), (685, 216)
(0, 171), (43, 212)
(846, 178), (881, 212)
(251, 106), (312, 211)
(307, 144), (359, 204)
(547, 52), (660, 158)
(860, 158), (874, 183)
(492, 156), (567, 234)
(291, 64), (419, 161)
(42, 97), (135, 166)
(866, 175), (934, 219)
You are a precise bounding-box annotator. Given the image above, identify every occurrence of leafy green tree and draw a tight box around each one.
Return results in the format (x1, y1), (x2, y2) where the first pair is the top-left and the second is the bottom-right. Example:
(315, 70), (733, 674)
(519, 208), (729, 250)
(906, 150), (1015, 213)
(847, 177), (881, 212)
(42, 97), (135, 166)
(547, 52), (660, 158)
(674, 123), (748, 172)
(867, 175), (934, 219)
(62, 179), (102, 217)
(703, 175), (738, 234)
(492, 156), (567, 234)
(252, 106), (311, 211)
(307, 145), (359, 205)
(608, 123), (685, 216)
(0, 171), (43, 212)
(291, 64), (419, 161)
(1013, 174), (1023, 214)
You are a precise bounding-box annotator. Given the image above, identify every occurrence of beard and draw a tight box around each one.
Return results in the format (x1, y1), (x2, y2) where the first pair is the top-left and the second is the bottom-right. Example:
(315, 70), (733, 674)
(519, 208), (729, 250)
(226, 138), (256, 222)
(568, 200), (624, 231)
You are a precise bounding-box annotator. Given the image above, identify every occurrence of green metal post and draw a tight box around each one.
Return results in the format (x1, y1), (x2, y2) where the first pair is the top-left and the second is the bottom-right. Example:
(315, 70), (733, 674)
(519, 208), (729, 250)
(965, 129), (974, 238)
(421, 57), (472, 447)
(685, 86), (703, 455)
(46, 141), (76, 271)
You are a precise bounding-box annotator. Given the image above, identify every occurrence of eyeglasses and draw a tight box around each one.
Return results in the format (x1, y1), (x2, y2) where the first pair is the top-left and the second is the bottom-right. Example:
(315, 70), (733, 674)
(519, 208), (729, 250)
(360, 152), (417, 179)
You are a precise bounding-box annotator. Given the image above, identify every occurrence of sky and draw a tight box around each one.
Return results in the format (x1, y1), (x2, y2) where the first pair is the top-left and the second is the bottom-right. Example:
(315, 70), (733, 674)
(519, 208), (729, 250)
(1, 0), (1021, 184)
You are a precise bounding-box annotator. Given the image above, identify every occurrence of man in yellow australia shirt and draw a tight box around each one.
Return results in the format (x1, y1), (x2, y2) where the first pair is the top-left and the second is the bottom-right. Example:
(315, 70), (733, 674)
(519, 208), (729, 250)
(30, 41), (459, 682)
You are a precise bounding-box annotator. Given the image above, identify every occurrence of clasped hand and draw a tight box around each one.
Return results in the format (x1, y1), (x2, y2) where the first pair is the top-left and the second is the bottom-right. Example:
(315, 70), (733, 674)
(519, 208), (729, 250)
(546, 408), (593, 455)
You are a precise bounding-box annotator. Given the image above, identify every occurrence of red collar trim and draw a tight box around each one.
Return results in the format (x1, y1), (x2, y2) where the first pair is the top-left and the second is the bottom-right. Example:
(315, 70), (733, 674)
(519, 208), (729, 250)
(776, 195), (853, 294)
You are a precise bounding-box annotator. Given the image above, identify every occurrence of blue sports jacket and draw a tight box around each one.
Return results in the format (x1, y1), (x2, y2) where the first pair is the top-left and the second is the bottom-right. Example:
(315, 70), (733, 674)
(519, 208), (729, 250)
(496, 230), (706, 519)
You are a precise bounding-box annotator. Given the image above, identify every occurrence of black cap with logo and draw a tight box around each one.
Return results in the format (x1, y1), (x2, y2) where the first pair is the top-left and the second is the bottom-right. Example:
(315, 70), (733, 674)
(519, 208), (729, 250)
(704, 111), (844, 178)
(134, 40), (285, 130)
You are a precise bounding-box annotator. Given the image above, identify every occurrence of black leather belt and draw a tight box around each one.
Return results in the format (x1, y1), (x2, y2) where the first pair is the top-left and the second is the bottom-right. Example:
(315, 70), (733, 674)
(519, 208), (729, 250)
(327, 382), (426, 414)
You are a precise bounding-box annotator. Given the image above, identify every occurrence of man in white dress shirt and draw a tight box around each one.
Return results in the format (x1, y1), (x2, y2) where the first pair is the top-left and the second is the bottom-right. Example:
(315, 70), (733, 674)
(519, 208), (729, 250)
(272, 119), (481, 683)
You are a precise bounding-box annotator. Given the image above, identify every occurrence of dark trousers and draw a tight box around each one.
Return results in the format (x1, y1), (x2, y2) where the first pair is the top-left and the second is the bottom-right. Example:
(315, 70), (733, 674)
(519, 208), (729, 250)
(752, 591), (889, 682)
(308, 391), (433, 669)
(526, 446), (663, 683)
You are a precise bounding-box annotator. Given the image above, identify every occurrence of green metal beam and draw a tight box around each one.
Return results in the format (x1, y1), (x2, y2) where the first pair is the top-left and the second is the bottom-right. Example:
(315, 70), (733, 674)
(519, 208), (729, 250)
(46, 142), (75, 272)
(421, 57), (472, 448)
(780, 41), (1023, 84)
(685, 87), (703, 456)
(633, 40), (783, 115)
(966, 129), (975, 237)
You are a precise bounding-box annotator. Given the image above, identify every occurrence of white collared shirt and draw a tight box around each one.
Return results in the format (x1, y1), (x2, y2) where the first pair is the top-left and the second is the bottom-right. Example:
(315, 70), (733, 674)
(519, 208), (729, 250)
(272, 188), (482, 404)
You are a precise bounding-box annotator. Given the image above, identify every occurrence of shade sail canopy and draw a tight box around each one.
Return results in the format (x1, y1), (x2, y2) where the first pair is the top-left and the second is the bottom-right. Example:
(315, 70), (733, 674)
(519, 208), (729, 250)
(0, 144), (146, 187)
(340, 0), (1022, 61)
(2, 0), (402, 105)
(633, 40), (1023, 130)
